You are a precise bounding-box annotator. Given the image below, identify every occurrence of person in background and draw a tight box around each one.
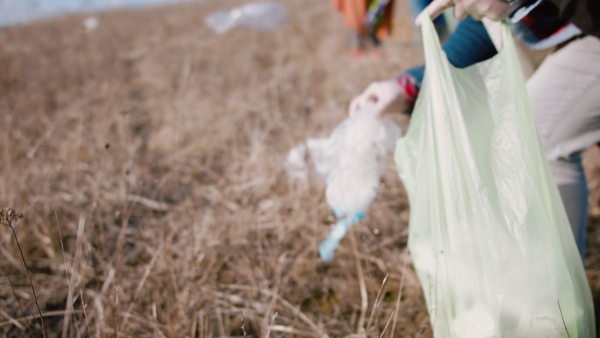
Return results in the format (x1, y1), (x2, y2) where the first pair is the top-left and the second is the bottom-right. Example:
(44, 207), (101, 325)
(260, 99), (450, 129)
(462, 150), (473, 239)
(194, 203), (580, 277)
(350, 0), (600, 258)
(331, 0), (395, 58)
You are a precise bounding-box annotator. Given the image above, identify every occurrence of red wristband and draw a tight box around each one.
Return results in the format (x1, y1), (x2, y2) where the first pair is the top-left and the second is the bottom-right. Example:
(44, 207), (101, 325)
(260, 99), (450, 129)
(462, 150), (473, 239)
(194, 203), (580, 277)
(395, 74), (419, 110)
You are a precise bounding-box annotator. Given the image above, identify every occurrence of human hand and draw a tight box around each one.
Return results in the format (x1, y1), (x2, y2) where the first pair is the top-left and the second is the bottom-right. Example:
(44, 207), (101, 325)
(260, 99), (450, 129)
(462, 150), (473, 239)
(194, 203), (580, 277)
(415, 0), (509, 25)
(349, 79), (411, 116)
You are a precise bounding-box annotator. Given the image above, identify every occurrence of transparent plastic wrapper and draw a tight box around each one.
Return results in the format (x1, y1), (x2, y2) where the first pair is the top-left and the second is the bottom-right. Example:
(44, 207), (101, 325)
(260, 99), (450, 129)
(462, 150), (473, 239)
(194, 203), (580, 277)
(205, 2), (289, 34)
(394, 13), (595, 337)
(303, 102), (401, 261)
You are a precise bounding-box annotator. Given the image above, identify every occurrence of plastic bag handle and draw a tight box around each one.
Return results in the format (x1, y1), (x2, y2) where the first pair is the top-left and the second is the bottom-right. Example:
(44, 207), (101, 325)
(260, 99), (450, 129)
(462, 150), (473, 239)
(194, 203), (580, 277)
(416, 11), (459, 122)
(418, 11), (446, 70)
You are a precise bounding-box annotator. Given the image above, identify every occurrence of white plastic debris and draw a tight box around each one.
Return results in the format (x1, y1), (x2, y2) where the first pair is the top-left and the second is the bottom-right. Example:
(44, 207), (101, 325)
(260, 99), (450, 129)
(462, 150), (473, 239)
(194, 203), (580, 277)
(205, 2), (289, 34)
(307, 103), (401, 217)
(290, 102), (401, 260)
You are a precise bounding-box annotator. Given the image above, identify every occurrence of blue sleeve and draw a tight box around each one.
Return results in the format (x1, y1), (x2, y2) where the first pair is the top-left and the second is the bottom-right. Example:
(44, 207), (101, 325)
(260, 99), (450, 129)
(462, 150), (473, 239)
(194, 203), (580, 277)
(409, 0), (449, 39)
(404, 16), (498, 88)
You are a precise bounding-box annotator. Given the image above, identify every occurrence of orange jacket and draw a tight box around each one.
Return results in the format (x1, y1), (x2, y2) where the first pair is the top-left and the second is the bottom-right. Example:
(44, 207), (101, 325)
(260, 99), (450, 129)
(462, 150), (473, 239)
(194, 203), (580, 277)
(331, 0), (394, 39)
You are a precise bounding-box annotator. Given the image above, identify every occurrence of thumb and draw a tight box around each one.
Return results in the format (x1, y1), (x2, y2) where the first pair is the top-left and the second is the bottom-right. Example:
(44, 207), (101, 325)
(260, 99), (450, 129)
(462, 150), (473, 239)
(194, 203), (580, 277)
(374, 99), (388, 116)
(349, 96), (365, 116)
(415, 0), (454, 26)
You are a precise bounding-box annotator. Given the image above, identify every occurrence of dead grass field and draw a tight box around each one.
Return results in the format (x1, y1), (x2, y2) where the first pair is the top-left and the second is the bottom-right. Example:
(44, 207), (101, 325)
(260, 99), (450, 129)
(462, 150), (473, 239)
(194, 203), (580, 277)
(1, 0), (600, 337)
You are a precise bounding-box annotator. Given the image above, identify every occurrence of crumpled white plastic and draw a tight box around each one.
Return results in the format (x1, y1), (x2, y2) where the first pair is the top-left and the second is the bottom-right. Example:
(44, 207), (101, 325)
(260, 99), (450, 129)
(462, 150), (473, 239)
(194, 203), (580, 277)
(286, 102), (401, 261)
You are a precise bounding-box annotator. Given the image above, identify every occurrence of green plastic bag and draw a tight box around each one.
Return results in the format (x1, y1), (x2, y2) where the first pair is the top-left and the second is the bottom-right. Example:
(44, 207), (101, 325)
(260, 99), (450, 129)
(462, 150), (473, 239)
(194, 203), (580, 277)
(395, 13), (595, 337)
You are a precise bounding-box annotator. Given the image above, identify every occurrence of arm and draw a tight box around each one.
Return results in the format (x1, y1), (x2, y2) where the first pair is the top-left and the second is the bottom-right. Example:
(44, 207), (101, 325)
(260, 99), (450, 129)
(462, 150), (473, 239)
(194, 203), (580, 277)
(406, 16), (497, 87)
(350, 16), (497, 115)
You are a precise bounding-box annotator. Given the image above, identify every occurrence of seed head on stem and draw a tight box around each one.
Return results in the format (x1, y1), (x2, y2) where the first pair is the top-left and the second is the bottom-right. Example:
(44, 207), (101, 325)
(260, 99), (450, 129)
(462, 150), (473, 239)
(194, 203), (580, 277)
(1, 207), (46, 338)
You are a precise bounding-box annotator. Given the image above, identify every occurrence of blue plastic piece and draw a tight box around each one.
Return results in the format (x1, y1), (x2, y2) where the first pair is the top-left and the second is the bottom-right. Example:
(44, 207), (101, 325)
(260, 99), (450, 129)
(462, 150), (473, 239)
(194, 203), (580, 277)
(319, 212), (366, 261)
(333, 207), (346, 218)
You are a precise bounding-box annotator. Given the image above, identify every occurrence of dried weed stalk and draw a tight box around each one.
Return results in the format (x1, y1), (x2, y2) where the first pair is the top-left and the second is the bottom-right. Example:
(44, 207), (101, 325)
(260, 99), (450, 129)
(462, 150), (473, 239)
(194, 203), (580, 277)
(9, 277), (34, 336)
(1, 207), (47, 338)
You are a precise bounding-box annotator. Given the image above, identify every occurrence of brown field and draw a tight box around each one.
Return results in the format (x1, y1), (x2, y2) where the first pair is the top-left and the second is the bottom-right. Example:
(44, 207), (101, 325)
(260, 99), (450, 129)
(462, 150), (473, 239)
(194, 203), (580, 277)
(1, 0), (600, 337)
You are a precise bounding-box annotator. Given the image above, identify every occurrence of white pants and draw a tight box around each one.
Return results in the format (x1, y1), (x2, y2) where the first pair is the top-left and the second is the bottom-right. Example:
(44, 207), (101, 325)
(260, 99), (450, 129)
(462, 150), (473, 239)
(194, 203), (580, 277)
(526, 35), (600, 257)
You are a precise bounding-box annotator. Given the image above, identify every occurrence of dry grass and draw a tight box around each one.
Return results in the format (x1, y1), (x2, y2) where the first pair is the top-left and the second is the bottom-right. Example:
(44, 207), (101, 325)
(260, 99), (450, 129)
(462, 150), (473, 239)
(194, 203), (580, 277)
(1, 0), (600, 337)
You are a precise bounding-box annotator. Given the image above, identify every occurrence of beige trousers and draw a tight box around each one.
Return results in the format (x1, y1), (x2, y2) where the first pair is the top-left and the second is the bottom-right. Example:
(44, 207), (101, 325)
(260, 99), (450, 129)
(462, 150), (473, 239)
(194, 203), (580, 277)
(527, 35), (600, 257)
(485, 18), (600, 256)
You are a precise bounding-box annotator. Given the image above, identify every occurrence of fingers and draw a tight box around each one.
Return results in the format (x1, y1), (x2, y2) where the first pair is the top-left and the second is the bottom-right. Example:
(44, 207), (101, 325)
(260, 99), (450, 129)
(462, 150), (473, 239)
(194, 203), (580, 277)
(456, 0), (510, 21)
(375, 99), (389, 115)
(416, 0), (509, 24)
(481, 0), (511, 20)
(349, 93), (373, 116)
(349, 83), (377, 115)
(415, 0), (454, 26)
(348, 96), (365, 116)
(350, 80), (407, 116)
(454, 4), (470, 21)
(452, 0), (475, 20)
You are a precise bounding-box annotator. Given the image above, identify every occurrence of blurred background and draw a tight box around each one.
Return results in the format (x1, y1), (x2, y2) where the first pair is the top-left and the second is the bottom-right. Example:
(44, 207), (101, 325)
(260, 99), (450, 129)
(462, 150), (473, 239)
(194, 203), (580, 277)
(0, 0), (201, 26)
(1, 0), (600, 337)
